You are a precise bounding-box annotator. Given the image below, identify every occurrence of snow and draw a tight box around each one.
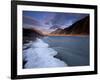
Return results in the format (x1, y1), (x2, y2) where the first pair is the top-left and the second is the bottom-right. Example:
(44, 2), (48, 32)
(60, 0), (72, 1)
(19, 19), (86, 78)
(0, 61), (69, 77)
(23, 38), (67, 68)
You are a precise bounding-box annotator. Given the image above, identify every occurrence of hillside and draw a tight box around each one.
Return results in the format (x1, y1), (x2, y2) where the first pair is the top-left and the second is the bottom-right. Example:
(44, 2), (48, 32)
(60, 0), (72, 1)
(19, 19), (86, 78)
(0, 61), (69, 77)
(50, 16), (89, 35)
(23, 28), (44, 44)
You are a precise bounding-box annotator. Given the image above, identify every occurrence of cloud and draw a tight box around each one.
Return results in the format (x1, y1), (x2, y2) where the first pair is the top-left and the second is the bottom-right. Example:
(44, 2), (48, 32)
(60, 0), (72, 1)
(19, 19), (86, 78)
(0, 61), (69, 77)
(50, 25), (60, 29)
(23, 16), (41, 27)
(48, 13), (88, 29)
(50, 14), (68, 26)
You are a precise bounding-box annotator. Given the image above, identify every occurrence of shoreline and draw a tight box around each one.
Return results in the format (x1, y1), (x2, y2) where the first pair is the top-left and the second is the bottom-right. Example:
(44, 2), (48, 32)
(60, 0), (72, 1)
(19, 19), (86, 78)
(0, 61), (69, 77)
(44, 34), (89, 37)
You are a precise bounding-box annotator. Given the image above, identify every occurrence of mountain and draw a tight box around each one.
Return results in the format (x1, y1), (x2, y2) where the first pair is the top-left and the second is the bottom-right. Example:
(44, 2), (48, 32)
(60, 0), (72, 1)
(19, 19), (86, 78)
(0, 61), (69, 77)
(23, 28), (44, 44)
(50, 16), (89, 35)
(51, 28), (63, 34)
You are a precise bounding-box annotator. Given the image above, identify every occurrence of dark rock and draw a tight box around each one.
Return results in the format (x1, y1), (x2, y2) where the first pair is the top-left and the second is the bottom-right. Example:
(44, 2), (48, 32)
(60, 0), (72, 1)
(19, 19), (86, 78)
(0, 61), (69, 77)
(23, 28), (44, 44)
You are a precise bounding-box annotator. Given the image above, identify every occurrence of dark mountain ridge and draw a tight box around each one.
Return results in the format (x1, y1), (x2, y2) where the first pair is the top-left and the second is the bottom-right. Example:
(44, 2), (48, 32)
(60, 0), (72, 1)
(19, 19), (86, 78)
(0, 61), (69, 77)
(51, 16), (89, 35)
(23, 28), (44, 44)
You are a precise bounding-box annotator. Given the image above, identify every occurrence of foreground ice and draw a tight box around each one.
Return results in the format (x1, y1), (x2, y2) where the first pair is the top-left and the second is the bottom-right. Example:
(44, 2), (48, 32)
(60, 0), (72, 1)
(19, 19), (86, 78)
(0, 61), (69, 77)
(23, 38), (67, 68)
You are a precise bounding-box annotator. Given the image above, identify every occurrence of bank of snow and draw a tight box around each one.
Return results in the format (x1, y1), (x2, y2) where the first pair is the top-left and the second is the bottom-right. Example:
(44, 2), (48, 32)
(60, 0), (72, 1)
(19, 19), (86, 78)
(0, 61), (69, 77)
(23, 38), (67, 68)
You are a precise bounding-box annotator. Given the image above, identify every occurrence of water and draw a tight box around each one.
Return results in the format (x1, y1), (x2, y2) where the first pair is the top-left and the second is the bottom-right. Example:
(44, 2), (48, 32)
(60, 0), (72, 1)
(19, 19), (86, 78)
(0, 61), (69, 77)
(43, 36), (89, 66)
(23, 36), (89, 69)
(23, 38), (67, 69)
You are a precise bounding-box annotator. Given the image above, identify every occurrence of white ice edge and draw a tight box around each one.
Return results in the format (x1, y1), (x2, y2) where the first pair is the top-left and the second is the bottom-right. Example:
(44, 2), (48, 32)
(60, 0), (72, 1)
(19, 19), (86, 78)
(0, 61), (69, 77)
(23, 38), (67, 68)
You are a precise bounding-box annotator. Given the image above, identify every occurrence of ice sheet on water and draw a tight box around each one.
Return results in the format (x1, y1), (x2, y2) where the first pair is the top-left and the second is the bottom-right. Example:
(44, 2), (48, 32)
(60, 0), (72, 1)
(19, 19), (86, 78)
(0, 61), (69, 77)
(23, 38), (67, 68)
(31, 38), (49, 48)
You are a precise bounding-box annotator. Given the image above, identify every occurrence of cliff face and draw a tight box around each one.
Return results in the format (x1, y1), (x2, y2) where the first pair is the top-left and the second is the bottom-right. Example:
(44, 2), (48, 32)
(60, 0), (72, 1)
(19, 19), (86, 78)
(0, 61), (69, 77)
(51, 16), (89, 35)
(23, 28), (44, 44)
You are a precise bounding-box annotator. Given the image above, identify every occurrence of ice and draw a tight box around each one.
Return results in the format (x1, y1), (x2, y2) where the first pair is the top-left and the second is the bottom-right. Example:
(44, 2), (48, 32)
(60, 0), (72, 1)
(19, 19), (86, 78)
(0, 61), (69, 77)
(23, 38), (67, 68)
(31, 38), (49, 48)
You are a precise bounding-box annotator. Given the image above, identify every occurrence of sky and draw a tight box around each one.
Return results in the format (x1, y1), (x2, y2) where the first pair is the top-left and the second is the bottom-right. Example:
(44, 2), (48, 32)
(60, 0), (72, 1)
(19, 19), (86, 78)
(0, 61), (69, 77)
(23, 11), (89, 34)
